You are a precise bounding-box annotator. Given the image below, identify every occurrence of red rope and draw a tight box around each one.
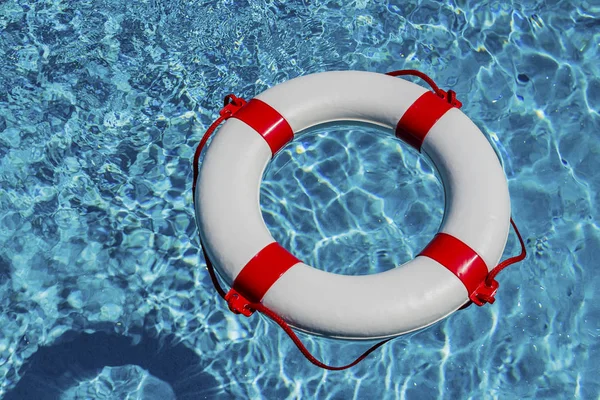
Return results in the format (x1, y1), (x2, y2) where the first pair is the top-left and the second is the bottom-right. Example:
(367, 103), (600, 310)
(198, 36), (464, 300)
(191, 115), (225, 199)
(386, 69), (445, 97)
(487, 218), (527, 285)
(386, 69), (462, 108)
(192, 94), (247, 204)
(192, 70), (527, 370)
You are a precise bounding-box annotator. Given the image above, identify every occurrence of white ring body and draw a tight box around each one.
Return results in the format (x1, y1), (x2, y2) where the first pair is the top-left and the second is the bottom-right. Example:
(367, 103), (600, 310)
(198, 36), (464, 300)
(195, 71), (511, 340)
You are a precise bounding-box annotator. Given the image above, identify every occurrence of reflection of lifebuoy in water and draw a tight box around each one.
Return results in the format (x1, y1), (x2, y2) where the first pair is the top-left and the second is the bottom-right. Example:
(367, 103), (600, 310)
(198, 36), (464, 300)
(194, 70), (524, 341)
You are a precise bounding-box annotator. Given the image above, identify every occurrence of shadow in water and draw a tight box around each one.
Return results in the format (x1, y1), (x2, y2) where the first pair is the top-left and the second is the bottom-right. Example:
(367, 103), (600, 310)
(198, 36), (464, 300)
(5, 331), (221, 400)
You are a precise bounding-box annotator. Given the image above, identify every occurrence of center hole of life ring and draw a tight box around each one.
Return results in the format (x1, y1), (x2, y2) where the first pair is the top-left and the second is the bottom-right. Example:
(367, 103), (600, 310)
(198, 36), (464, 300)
(260, 123), (445, 276)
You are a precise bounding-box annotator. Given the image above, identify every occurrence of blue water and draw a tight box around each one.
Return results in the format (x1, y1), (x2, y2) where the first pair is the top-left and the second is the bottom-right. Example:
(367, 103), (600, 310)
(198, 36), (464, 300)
(0, 0), (598, 398)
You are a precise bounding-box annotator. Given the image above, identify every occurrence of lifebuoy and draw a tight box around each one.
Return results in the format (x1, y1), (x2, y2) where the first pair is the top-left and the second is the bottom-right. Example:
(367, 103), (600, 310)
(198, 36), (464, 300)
(194, 71), (513, 340)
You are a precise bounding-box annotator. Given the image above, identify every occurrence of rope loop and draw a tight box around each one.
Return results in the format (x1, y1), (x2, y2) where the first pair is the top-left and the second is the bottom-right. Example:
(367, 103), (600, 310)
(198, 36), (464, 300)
(192, 71), (527, 369)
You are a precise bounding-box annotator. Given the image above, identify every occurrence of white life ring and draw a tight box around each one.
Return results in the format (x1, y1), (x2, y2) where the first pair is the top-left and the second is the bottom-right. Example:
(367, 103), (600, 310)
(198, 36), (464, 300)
(195, 71), (511, 340)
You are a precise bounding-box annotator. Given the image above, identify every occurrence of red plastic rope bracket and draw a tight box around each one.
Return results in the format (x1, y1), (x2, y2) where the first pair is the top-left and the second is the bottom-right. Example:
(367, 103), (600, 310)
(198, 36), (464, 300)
(224, 289), (255, 317)
(221, 94), (247, 117)
(470, 218), (527, 306)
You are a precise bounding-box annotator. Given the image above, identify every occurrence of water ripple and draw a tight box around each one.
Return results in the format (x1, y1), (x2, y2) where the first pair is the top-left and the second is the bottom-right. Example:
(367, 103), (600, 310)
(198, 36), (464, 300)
(0, 0), (598, 398)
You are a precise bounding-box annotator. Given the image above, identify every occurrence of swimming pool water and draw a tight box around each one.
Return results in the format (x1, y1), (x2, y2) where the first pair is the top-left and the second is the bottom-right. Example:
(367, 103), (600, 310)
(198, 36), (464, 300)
(0, 0), (598, 398)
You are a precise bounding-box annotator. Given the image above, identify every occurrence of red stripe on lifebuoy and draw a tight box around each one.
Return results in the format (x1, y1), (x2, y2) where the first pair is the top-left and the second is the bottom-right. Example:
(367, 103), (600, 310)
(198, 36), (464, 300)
(395, 91), (455, 151)
(232, 242), (301, 303)
(232, 99), (294, 155)
(419, 233), (489, 296)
